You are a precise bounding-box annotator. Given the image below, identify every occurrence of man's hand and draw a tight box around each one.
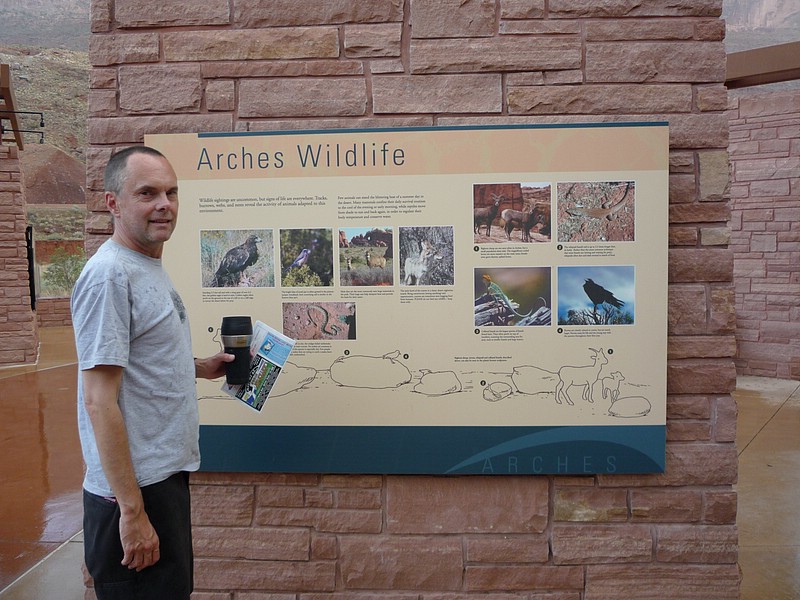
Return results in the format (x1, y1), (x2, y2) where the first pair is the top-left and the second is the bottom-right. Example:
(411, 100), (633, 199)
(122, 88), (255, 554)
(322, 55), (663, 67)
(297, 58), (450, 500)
(119, 508), (160, 571)
(82, 365), (161, 572)
(195, 351), (235, 380)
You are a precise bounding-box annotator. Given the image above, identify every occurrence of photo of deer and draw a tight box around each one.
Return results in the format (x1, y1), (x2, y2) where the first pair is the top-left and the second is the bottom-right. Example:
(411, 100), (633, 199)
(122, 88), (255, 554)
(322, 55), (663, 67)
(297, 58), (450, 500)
(339, 226), (393, 286)
(398, 226), (454, 286)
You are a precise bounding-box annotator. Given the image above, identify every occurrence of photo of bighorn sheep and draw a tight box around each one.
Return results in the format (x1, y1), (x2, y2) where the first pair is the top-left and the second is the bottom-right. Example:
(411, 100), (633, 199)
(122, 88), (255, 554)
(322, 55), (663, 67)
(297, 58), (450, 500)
(473, 182), (552, 244)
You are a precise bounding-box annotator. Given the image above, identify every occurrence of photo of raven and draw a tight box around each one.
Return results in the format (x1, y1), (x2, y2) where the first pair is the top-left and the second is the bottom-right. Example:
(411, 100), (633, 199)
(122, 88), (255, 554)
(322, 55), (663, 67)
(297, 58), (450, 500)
(557, 266), (634, 326)
(583, 278), (625, 312)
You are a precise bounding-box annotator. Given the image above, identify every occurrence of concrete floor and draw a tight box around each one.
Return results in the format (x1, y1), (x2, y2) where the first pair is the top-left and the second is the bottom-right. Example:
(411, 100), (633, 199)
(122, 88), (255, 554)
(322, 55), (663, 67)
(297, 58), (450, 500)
(0, 327), (797, 599)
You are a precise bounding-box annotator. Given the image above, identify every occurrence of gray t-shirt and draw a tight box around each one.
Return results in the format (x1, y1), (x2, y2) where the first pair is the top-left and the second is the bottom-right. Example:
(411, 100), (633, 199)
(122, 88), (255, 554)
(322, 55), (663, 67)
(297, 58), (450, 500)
(71, 239), (200, 497)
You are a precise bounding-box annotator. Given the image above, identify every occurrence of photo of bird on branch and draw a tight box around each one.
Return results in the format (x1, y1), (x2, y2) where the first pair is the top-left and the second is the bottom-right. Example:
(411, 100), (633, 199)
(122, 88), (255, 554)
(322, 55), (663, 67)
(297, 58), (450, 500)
(280, 228), (334, 287)
(557, 266), (635, 326)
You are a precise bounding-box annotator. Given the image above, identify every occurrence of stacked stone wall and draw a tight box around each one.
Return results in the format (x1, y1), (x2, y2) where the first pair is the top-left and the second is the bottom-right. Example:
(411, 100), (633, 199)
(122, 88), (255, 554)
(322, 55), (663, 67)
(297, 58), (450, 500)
(86, 1), (738, 597)
(729, 90), (800, 380)
(0, 145), (38, 365)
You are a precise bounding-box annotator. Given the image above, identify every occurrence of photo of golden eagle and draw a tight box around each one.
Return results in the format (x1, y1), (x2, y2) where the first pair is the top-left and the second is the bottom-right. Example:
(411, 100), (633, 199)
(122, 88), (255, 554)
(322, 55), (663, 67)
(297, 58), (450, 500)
(213, 234), (262, 287)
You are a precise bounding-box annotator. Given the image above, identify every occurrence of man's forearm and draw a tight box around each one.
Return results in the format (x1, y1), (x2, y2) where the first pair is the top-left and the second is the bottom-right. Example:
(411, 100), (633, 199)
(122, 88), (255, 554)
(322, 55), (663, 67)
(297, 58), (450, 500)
(82, 365), (143, 513)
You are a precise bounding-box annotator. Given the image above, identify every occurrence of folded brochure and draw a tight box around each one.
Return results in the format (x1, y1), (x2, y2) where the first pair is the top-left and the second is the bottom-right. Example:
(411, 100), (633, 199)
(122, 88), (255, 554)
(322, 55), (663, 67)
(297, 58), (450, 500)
(221, 320), (295, 411)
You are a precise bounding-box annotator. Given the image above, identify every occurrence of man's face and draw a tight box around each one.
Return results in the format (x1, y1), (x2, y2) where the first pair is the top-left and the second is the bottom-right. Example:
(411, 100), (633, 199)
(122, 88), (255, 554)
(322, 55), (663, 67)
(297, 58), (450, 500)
(107, 152), (179, 258)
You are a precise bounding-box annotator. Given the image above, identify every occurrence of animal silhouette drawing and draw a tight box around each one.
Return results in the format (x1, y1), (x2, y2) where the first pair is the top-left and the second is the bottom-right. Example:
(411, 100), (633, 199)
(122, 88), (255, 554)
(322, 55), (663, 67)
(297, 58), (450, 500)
(601, 371), (625, 402)
(213, 234), (261, 286)
(554, 348), (608, 405)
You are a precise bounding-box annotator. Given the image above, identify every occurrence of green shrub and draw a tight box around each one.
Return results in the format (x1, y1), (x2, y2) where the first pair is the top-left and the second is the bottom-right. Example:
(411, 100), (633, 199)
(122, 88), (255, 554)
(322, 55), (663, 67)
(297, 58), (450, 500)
(41, 247), (86, 297)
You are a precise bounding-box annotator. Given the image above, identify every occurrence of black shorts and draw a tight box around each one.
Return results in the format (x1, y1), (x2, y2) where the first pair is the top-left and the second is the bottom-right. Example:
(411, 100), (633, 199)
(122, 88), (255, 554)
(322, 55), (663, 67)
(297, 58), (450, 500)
(83, 472), (193, 600)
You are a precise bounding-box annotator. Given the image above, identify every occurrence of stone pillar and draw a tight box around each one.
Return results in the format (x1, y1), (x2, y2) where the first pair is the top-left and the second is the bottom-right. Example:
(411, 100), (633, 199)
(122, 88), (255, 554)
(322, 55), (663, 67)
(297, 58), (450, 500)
(0, 144), (38, 365)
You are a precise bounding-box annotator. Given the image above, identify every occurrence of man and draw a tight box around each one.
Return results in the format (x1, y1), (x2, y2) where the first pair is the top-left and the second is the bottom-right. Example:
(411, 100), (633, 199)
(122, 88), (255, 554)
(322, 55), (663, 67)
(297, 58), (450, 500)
(71, 146), (233, 599)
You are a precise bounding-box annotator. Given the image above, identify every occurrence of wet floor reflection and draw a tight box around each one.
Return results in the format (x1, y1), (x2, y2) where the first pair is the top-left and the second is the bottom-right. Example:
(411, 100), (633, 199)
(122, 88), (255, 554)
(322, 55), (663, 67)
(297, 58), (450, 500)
(0, 328), (82, 590)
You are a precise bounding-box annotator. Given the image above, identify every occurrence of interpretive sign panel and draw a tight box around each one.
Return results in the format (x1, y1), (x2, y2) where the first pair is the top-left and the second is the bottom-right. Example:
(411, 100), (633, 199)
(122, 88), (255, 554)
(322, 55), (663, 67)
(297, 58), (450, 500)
(148, 122), (668, 474)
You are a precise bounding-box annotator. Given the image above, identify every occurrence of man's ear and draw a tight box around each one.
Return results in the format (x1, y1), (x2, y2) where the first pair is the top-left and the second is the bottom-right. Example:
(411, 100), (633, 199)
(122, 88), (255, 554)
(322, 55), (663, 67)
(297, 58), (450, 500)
(106, 192), (120, 218)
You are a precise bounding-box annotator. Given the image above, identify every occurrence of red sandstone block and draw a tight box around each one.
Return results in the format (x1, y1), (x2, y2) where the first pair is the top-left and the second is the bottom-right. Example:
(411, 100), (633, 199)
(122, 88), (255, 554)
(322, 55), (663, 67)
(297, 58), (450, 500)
(549, 1), (720, 18)
(89, 67), (116, 89)
(669, 202), (730, 224)
(553, 487), (628, 522)
(255, 507), (382, 534)
(466, 564), (584, 592)
(667, 335), (736, 359)
(194, 558), (335, 592)
(89, 33), (160, 66)
(655, 524), (737, 563)
(500, 21), (581, 36)
(668, 287), (706, 336)
(585, 19), (694, 41)
(669, 174), (696, 204)
(500, 0), (546, 19)
(336, 488), (381, 509)
(411, 0), (494, 38)
(739, 91), (800, 117)
(669, 248), (733, 283)
(234, 0), (403, 27)
(255, 485), (304, 508)
(163, 29), (339, 62)
(88, 114), (233, 144)
(713, 395), (737, 442)
(340, 536), (462, 590)
(310, 534), (337, 560)
(193, 526), (309, 561)
(88, 89), (117, 118)
(374, 74), (502, 114)
(552, 524), (653, 564)
(666, 112), (729, 149)
(667, 358), (737, 394)
(320, 474), (382, 488)
(585, 564), (740, 599)
(202, 59), (365, 79)
(410, 38), (581, 74)
(304, 489), (334, 508)
(703, 490), (737, 524)
(598, 443), (737, 487)
(466, 535), (549, 564)
(708, 287), (737, 334)
(239, 78), (367, 118)
(667, 420), (711, 441)
(205, 80), (235, 112)
(630, 488), (702, 522)
(115, 0), (230, 27)
(695, 19), (726, 42)
(508, 84), (692, 115)
(585, 42), (725, 83)
(387, 476), (549, 534)
(192, 485), (254, 527)
(119, 64), (202, 114)
(667, 395), (711, 419)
